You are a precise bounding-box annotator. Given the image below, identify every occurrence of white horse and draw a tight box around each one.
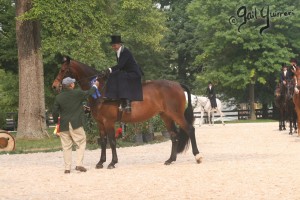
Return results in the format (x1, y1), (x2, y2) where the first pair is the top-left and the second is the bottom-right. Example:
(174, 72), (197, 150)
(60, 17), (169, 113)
(196, 96), (225, 126)
(185, 92), (225, 126)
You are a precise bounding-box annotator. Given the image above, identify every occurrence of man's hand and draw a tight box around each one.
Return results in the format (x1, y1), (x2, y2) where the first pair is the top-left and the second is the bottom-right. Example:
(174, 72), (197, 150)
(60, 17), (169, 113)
(283, 80), (286, 85)
(105, 68), (111, 76)
(94, 80), (99, 87)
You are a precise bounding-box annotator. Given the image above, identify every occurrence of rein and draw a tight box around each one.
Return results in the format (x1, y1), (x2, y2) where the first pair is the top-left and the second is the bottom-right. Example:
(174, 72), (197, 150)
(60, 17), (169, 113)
(56, 60), (109, 96)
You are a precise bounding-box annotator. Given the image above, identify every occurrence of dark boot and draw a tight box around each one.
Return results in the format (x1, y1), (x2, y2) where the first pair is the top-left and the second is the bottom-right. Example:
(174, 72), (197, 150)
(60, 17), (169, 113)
(124, 99), (131, 113)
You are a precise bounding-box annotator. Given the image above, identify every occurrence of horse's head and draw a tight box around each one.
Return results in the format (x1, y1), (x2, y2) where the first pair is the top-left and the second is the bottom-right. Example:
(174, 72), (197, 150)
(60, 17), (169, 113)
(52, 56), (108, 93)
(52, 56), (74, 92)
(292, 66), (300, 94)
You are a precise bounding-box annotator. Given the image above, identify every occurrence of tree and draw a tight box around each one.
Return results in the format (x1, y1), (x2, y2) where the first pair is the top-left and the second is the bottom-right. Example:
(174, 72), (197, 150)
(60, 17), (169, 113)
(157, 0), (201, 88)
(16, 0), (48, 139)
(188, 0), (300, 119)
(7, 0), (167, 112)
(0, 0), (18, 73)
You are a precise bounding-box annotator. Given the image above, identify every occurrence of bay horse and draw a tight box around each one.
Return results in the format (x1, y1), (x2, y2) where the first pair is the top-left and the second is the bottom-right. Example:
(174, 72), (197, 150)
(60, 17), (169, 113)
(285, 79), (297, 134)
(292, 66), (300, 136)
(52, 56), (202, 168)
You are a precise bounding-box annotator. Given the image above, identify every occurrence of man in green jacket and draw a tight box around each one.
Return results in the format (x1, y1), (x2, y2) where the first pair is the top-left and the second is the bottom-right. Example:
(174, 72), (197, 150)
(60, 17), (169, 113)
(52, 77), (99, 174)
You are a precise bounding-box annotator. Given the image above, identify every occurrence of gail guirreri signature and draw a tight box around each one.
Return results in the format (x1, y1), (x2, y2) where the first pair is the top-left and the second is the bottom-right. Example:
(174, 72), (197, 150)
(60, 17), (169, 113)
(229, 5), (294, 35)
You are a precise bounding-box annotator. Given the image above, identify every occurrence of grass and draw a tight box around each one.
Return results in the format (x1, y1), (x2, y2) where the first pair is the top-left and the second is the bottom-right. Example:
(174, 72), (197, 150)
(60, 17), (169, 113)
(0, 128), (170, 155)
(1, 127), (62, 154)
(224, 119), (277, 123)
(0, 119), (276, 155)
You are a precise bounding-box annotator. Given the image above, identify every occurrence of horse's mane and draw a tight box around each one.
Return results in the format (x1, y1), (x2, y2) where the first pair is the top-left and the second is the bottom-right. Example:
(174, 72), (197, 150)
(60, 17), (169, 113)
(72, 59), (100, 75)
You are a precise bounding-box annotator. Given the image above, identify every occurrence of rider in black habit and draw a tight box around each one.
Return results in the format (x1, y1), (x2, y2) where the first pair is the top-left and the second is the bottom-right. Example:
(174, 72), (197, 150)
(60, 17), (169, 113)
(280, 63), (293, 95)
(280, 64), (293, 85)
(206, 82), (217, 109)
(105, 35), (143, 113)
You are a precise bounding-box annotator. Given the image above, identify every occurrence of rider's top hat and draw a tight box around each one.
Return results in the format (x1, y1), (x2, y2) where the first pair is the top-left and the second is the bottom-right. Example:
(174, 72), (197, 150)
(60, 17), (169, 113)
(110, 35), (123, 44)
(290, 58), (298, 64)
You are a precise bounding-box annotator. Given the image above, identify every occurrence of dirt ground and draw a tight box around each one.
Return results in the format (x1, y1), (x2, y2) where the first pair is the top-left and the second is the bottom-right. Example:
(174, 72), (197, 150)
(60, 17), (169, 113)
(1, 122), (300, 200)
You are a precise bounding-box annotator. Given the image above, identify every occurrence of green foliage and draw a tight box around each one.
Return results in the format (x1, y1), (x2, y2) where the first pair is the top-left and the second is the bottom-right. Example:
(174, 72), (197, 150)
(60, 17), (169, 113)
(159, 0), (201, 88)
(124, 115), (165, 142)
(82, 111), (99, 145)
(0, 0), (18, 73)
(0, 69), (18, 112)
(19, 0), (167, 70)
(187, 0), (300, 103)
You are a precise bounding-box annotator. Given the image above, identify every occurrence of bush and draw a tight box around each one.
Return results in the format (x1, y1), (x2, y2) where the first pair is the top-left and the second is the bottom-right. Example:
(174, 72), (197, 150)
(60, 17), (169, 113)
(0, 111), (6, 129)
(123, 115), (166, 142)
(82, 112), (99, 145)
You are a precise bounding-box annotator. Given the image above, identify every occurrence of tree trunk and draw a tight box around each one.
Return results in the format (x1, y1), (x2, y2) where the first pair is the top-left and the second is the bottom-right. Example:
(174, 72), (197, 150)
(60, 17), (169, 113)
(15, 0), (48, 139)
(249, 83), (256, 120)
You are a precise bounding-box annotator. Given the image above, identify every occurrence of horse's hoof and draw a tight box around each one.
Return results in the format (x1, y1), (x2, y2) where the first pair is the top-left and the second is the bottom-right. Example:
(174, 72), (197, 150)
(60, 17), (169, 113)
(107, 164), (115, 169)
(95, 163), (103, 169)
(164, 161), (172, 165)
(164, 159), (174, 165)
(195, 154), (203, 164)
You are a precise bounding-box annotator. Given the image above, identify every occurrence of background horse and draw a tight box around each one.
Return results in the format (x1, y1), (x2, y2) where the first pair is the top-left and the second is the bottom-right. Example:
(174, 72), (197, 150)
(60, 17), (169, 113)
(285, 79), (297, 134)
(185, 93), (224, 126)
(185, 93), (204, 127)
(52, 56), (202, 168)
(194, 96), (225, 126)
(274, 84), (286, 131)
(292, 66), (300, 136)
(275, 80), (297, 134)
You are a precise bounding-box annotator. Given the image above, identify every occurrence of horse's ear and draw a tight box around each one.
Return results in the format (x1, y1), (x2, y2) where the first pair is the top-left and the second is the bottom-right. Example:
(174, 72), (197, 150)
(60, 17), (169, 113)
(292, 66), (297, 73)
(62, 56), (71, 64)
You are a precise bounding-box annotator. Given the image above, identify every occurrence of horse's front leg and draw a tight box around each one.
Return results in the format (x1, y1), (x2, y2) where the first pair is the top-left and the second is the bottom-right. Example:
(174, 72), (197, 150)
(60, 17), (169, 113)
(107, 130), (118, 169)
(295, 109), (300, 136)
(283, 110), (286, 130)
(200, 110), (204, 126)
(293, 111), (298, 133)
(289, 117), (293, 135)
(211, 111), (215, 126)
(208, 111), (212, 125)
(219, 111), (225, 125)
(96, 136), (107, 169)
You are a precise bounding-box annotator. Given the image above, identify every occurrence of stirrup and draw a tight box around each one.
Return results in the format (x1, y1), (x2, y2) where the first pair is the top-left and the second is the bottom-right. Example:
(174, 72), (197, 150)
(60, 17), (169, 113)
(125, 106), (131, 113)
(124, 99), (131, 113)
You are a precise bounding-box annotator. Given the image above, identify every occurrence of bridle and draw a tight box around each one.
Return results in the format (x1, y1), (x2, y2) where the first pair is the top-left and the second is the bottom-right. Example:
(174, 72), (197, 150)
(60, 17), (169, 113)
(293, 66), (300, 94)
(55, 59), (109, 96)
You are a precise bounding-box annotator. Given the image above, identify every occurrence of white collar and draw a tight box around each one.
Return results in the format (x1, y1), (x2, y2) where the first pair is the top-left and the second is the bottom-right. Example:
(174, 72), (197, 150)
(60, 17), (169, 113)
(117, 45), (123, 58)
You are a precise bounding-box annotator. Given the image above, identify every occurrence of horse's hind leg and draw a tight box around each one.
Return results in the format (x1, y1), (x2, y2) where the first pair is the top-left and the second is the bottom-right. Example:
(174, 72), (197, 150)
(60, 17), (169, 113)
(207, 112), (212, 125)
(175, 116), (202, 164)
(160, 114), (179, 165)
(219, 110), (225, 125)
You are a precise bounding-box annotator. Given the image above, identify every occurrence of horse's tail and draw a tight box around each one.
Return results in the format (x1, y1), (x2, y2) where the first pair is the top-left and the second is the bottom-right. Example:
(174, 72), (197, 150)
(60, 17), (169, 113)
(177, 83), (195, 153)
